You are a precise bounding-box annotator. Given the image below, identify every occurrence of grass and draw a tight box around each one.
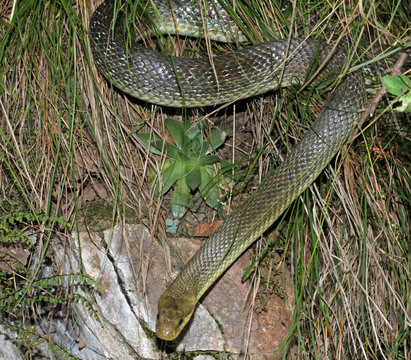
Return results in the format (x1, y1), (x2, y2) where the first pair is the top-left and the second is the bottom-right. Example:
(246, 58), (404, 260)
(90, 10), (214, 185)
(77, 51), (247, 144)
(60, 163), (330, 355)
(0, 0), (410, 359)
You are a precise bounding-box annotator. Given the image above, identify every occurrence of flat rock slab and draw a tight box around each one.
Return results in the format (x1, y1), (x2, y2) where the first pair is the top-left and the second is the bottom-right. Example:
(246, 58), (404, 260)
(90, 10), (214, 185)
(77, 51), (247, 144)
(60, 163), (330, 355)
(52, 224), (293, 359)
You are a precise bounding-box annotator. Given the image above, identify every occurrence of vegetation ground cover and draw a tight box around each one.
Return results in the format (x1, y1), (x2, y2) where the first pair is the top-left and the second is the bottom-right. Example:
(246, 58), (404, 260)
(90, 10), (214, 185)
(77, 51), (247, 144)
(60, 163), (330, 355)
(0, 0), (409, 358)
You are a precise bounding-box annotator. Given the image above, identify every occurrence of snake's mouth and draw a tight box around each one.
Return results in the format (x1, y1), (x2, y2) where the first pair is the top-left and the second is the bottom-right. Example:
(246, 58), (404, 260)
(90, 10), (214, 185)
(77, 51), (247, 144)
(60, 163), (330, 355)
(155, 317), (184, 341)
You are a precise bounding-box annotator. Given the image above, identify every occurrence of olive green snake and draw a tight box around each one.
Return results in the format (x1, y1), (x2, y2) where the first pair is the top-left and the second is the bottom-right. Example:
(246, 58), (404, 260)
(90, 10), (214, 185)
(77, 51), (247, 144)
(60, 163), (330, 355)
(90, 0), (367, 341)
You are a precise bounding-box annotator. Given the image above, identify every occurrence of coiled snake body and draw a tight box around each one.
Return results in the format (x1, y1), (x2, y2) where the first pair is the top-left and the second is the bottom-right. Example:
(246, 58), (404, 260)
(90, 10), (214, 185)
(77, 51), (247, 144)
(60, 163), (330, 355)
(90, 0), (366, 341)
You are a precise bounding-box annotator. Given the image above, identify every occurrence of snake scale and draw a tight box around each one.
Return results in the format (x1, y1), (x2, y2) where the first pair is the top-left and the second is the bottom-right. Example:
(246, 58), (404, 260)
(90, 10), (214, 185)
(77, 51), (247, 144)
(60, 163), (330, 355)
(90, 0), (366, 341)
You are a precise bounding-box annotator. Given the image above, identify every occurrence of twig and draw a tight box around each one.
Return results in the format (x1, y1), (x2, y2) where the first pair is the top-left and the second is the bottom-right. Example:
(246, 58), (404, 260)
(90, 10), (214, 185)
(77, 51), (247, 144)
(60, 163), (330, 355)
(351, 45), (410, 140)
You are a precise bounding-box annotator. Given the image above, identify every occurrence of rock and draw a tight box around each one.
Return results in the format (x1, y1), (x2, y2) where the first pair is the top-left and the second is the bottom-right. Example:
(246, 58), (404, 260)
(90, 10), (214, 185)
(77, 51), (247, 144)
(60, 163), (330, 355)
(50, 224), (293, 359)
(0, 324), (24, 360)
(0, 322), (50, 360)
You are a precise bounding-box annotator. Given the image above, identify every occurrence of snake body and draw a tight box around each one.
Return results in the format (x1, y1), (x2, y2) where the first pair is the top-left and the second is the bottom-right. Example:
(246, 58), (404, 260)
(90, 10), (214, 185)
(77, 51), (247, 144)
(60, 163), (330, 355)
(90, 0), (366, 341)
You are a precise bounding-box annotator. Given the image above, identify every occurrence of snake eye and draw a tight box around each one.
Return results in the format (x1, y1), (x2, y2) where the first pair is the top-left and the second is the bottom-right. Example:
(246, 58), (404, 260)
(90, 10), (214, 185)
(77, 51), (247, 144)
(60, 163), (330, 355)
(178, 318), (183, 326)
(156, 313), (160, 320)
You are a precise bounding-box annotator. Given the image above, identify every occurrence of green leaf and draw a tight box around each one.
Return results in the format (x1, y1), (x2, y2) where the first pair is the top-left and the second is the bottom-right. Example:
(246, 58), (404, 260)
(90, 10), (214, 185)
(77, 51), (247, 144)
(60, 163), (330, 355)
(205, 184), (220, 209)
(137, 133), (164, 155)
(137, 132), (181, 159)
(163, 141), (181, 160)
(199, 155), (220, 165)
(165, 118), (185, 149)
(185, 122), (201, 140)
(160, 160), (185, 195)
(396, 91), (411, 112)
(199, 138), (210, 156)
(185, 137), (203, 160)
(186, 165), (201, 190)
(382, 75), (411, 112)
(165, 218), (179, 234)
(199, 167), (220, 209)
(172, 178), (190, 218)
(382, 75), (408, 96)
(208, 130), (227, 153)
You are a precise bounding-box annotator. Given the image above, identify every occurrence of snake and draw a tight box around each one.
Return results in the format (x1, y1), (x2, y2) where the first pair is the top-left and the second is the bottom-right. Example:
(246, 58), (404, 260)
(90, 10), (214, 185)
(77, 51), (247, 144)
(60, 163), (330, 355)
(90, 0), (367, 341)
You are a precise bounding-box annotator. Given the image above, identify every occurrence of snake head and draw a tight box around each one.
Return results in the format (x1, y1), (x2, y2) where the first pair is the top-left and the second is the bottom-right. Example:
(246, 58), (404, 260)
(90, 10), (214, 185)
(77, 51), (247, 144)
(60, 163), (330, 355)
(156, 292), (196, 341)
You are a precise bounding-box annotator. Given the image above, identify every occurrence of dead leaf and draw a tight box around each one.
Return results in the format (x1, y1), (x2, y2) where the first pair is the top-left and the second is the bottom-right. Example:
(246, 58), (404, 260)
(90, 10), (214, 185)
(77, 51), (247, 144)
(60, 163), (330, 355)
(76, 337), (86, 350)
(194, 220), (224, 237)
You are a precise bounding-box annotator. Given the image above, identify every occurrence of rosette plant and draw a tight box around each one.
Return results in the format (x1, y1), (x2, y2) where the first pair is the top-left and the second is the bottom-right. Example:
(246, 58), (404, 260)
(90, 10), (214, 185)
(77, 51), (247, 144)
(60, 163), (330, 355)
(138, 118), (238, 222)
